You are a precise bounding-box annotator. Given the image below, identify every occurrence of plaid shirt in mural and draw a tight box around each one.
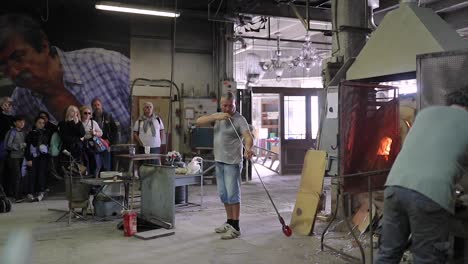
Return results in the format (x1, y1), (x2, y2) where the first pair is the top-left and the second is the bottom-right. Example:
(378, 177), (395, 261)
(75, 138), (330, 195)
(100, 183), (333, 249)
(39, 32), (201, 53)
(11, 47), (131, 141)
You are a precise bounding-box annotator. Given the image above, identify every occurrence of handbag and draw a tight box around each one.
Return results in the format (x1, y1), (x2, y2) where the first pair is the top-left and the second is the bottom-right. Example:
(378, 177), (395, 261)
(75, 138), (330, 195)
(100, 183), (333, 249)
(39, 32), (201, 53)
(92, 136), (108, 152)
(101, 138), (110, 149)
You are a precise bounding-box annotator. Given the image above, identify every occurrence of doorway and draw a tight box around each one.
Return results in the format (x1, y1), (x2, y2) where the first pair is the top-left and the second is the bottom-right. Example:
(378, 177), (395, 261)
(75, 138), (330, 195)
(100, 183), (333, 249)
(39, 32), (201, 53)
(252, 87), (321, 175)
(252, 93), (281, 174)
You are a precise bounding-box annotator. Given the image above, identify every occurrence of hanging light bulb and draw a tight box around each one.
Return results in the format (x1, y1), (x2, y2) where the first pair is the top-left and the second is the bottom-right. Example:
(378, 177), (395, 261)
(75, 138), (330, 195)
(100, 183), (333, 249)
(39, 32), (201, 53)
(275, 67), (284, 80)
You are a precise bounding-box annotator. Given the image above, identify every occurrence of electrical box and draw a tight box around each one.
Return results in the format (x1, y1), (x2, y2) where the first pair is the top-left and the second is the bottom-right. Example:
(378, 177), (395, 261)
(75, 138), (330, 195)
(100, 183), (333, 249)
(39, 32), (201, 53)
(221, 80), (237, 95)
(180, 98), (218, 153)
(190, 127), (214, 148)
(182, 98), (218, 127)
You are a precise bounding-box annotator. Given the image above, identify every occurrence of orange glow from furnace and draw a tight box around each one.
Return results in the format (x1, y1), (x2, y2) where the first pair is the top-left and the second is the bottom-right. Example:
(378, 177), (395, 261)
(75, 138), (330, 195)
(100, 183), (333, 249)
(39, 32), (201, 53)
(377, 137), (393, 160)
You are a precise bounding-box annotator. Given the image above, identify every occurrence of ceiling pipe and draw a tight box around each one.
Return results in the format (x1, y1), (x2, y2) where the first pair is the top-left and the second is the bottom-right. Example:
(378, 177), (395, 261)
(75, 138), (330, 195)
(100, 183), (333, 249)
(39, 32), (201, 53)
(240, 35), (331, 45)
(368, 0), (380, 30)
(374, 0), (418, 15)
(231, 35), (248, 49)
(306, 0), (310, 31)
(288, 2), (332, 34)
(289, 3), (309, 30)
(369, 8), (378, 30)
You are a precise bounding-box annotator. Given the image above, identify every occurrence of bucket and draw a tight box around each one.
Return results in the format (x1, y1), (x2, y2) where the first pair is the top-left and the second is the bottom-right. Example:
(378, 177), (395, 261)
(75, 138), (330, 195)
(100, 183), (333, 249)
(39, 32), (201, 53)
(64, 175), (91, 207)
(175, 186), (186, 204)
(123, 210), (137, 236)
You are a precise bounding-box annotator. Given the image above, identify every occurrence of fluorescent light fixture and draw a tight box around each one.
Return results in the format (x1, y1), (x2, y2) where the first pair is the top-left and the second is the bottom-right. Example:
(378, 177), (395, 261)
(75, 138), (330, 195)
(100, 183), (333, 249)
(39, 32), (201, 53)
(309, 20), (332, 26)
(95, 1), (180, 18)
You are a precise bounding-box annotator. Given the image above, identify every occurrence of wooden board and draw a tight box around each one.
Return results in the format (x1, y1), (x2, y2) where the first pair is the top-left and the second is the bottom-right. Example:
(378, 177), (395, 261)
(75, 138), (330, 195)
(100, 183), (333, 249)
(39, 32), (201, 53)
(289, 150), (327, 235)
(134, 229), (175, 240)
(290, 192), (321, 235)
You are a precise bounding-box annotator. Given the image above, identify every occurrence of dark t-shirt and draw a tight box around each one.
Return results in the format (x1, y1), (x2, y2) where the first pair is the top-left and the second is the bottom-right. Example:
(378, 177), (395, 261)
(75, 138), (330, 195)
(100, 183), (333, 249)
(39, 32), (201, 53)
(58, 120), (86, 159)
(0, 112), (14, 140)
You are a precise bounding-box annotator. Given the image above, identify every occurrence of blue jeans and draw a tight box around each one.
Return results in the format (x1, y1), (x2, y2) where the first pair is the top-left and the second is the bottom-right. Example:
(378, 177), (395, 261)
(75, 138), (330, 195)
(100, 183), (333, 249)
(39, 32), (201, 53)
(375, 186), (450, 264)
(89, 153), (102, 177)
(99, 150), (111, 171)
(215, 162), (242, 204)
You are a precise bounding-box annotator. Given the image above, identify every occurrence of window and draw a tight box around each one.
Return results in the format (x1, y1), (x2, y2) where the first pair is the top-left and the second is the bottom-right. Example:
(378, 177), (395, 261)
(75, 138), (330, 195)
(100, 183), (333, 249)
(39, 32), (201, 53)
(284, 96), (306, 139)
(311, 96), (319, 139)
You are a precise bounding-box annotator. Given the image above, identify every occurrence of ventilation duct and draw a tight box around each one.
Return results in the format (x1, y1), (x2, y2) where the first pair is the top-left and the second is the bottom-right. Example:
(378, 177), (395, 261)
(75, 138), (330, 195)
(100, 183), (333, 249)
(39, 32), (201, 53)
(347, 2), (468, 81)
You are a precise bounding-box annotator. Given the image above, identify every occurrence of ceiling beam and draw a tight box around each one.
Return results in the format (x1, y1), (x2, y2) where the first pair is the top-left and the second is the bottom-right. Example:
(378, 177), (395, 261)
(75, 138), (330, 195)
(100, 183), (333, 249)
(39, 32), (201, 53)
(373, 0), (468, 31)
(440, 6), (468, 31)
(232, 2), (331, 22)
(374, 0), (468, 14)
(427, 0), (468, 13)
(374, 0), (399, 15)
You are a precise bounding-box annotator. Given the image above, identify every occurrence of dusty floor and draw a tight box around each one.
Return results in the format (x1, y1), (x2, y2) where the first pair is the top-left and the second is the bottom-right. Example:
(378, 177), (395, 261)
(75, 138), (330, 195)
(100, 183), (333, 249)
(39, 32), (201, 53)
(0, 167), (370, 264)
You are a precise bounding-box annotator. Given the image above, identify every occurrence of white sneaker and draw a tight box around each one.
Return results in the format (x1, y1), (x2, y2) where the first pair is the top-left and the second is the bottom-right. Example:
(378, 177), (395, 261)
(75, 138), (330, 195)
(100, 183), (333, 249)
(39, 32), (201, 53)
(221, 225), (241, 240)
(26, 194), (34, 202)
(37, 192), (45, 202)
(215, 223), (231, 233)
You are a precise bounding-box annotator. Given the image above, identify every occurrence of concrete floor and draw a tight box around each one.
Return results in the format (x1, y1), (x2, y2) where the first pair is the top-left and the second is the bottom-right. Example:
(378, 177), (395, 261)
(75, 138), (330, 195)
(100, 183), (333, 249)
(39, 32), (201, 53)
(0, 167), (367, 264)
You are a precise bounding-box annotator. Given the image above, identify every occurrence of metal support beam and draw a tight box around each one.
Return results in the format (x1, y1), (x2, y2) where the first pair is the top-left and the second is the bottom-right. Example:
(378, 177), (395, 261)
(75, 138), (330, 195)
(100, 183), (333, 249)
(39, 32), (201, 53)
(371, 0), (468, 31)
(290, 3), (309, 30)
(239, 2), (331, 22)
(374, 0), (468, 15)
(241, 35), (331, 45)
(440, 6), (468, 31)
(313, 0), (332, 7)
(282, 4), (332, 33)
(429, 0), (468, 13)
(373, 0), (399, 15)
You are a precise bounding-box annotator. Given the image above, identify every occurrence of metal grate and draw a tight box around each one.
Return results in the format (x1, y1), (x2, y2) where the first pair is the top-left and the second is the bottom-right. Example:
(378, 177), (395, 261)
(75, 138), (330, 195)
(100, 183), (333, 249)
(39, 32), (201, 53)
(339, 81), (400, 194)
(417, 49), (468, 109)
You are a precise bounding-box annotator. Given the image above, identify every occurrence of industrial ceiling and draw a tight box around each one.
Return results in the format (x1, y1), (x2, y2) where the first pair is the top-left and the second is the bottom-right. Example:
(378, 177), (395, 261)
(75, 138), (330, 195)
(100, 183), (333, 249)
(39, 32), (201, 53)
(1, 0), (468, 88)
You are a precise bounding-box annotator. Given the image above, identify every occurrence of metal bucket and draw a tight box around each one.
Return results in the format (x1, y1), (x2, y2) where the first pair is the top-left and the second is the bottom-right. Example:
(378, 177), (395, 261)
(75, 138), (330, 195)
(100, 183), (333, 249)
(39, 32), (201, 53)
(64, 176), (91, 204)
(175, 186), (186, 204)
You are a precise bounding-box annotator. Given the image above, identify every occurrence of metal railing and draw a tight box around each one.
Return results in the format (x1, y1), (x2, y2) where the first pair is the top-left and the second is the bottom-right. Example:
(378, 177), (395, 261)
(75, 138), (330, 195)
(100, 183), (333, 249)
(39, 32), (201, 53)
(320, 169), (391, 264)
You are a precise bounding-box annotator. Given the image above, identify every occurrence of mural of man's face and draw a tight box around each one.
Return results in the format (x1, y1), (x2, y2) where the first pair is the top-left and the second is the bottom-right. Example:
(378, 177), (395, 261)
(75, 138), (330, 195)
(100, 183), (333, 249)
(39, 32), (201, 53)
(0, 34), (51, 90)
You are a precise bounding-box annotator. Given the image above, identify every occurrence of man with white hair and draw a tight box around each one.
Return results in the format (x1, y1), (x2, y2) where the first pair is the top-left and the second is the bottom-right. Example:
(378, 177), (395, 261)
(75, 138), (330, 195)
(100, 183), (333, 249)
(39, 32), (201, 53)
(133, 102), (165, 164)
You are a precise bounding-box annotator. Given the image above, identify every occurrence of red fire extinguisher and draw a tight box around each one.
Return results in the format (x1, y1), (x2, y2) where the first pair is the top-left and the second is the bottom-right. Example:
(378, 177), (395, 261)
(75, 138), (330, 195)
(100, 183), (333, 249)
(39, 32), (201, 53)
(123, 210), (137, 237)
